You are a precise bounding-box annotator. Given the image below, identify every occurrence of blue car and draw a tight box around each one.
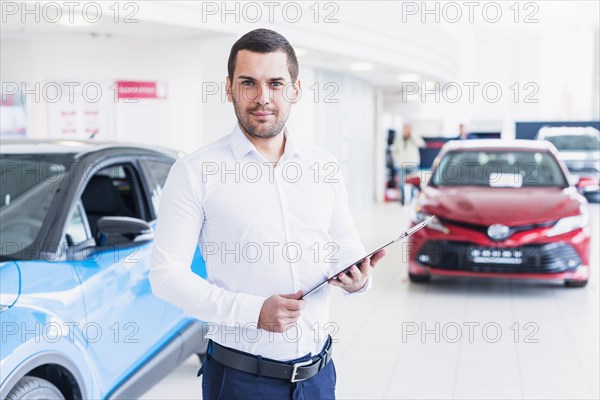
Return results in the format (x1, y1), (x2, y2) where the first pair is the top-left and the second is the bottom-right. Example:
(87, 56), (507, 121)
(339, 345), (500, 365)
(0, 140), (208, 399)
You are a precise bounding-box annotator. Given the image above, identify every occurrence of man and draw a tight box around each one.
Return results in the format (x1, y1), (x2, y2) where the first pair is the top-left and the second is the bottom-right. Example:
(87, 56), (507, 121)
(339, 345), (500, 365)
(149, 28), (386, 399)
(392, 124), (425, 205)
(459, 123), (468, 140)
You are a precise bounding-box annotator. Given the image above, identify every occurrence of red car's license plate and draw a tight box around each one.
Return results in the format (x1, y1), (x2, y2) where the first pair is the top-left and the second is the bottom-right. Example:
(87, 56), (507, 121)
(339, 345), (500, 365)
(469, 248), (523, 264)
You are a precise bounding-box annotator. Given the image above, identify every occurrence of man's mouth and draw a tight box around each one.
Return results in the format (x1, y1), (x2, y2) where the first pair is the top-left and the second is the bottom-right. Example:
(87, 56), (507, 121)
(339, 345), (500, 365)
(251, 111), (274, 117)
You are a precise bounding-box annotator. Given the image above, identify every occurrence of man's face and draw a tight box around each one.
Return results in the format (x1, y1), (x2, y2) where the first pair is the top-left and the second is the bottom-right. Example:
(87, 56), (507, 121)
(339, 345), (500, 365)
(226, 50), (300, 140)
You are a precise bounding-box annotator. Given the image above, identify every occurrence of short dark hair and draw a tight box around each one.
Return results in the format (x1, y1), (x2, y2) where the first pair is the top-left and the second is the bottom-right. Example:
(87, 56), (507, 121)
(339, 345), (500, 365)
(228, 28), (299, 82)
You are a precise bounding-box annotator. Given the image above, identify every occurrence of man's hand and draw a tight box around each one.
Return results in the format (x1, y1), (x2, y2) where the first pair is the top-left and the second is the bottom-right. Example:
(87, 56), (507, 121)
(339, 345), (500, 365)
(328, 249), (387, 293)
(258, 290), (306, 333)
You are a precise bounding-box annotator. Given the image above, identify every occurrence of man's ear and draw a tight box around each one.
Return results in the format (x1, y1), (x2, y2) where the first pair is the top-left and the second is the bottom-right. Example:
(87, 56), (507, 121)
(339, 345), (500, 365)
(226, 76), (233, 103)
(289, 79), (301, 104)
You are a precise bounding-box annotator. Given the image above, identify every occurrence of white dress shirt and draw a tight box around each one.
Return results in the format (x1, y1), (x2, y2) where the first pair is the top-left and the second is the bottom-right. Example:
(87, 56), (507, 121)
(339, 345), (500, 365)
(150, 124), (369, 361)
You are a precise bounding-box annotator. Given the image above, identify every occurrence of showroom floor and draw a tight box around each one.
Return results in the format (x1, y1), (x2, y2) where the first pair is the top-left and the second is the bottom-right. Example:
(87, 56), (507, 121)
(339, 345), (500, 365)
(141, 203), (599, 400)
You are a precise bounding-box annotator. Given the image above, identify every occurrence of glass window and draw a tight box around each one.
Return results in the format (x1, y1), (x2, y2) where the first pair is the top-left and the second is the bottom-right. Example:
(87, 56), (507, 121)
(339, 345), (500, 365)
(141, 159), (174, 215)
(65, 205), (89, 245)
(545, 135), (600, 151)
(81, 163), (144, 238)
(0, 156), (67, 257)
(432, 150), (568, 188)
(143, 159), (173, 188)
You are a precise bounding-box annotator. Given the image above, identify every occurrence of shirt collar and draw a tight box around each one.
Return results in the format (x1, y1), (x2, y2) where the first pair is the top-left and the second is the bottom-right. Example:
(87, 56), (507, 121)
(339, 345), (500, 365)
(229, 123), (302, 161)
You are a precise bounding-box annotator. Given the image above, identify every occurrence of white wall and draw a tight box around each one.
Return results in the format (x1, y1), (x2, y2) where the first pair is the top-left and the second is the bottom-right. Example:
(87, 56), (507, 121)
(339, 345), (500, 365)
(0, 34), (208, 151)
(313, 69), (376, 209)
(1, 33), (377, 208)
(381, 2), (599, 139)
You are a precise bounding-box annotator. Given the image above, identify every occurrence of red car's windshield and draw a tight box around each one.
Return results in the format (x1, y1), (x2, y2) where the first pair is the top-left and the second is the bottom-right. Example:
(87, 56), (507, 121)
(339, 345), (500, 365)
(545, 134), (599, 152)
(431, 150), (569, 188)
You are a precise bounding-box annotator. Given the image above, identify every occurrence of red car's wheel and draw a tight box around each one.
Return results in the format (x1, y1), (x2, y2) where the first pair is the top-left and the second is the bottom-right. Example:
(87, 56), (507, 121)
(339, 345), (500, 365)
(564, 279), (588, 288)
(409, 272), (431, 283)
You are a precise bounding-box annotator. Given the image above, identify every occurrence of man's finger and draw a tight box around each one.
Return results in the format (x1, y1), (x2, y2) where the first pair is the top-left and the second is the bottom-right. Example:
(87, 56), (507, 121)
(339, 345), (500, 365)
(337, 271), (353, 284)
(347, 265), (361, 279)
(328, 278), (343, 287)
(283, 297), (305, 311)
(358, 257), (371, 273)
(370, 248), (387, 266)
(280, 290), (303, 300)
(284, 309), (301, 319)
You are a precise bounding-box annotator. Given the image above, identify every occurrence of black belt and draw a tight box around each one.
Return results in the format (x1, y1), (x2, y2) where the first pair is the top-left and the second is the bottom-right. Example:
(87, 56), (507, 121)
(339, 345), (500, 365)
(205, 336), (333, 383)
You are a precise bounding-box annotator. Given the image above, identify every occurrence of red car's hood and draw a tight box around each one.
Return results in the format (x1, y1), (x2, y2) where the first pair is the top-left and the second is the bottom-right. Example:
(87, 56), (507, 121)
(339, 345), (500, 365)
(420, 186), (582, 226)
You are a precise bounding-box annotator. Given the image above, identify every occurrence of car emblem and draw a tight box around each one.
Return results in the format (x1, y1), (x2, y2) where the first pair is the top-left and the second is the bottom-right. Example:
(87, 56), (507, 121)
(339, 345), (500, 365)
(488, 224), (510, 241)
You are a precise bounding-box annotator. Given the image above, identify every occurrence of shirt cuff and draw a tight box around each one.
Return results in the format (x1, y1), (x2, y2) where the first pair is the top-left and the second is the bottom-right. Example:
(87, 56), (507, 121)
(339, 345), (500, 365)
(237, 293), (268, 327)
(341, 275), (373, 296)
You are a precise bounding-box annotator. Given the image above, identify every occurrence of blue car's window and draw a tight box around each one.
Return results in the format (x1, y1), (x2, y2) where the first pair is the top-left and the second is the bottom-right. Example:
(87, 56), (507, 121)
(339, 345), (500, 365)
(143, 159), (173, 188)
(0, 155), (67, 256)
(81, 163), (146, 239)
(432, 150), (568, 188)
(65, 204), (89, 245)
(140, 159), (174, 215)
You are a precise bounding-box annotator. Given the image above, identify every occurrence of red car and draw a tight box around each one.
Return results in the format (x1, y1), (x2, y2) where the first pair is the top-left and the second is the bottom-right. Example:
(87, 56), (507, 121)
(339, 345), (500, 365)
(405, 139), (591, 287)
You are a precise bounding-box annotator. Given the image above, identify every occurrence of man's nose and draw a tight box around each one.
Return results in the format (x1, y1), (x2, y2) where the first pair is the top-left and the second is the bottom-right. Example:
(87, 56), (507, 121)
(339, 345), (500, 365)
(256, 83), (271, 105)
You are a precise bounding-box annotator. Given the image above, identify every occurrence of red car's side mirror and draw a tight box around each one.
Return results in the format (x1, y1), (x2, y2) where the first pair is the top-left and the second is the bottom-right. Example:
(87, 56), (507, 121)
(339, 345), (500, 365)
(405, 175), (421, 188)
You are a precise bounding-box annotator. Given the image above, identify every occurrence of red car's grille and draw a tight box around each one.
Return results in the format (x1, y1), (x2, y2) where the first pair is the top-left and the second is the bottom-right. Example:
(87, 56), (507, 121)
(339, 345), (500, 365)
(417, 240), (582, 274)
(438, 217), (557, 241)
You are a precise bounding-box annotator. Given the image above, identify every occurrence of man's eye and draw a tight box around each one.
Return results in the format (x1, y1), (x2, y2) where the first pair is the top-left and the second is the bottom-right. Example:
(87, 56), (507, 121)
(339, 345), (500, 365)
(271, 82), (283, 88)
(241, 81), (254, 86)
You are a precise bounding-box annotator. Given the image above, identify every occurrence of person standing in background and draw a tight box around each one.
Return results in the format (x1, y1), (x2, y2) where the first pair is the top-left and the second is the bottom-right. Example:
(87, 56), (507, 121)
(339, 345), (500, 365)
(392, 124), (425, 205)
(459, 123), (468, 140)
(386, 129), (397, 190)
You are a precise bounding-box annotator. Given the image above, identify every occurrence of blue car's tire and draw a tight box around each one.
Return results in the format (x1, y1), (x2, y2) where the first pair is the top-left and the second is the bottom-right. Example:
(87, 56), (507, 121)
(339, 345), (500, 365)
(6, 376), (65, 400)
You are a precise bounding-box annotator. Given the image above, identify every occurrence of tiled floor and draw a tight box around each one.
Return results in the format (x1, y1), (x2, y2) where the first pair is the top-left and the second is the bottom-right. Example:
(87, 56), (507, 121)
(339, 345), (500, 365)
(141, 203), (599, 399)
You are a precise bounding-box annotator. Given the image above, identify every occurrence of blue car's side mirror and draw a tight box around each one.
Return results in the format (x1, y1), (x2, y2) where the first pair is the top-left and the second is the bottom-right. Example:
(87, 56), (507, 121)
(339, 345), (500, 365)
(96, 216), (154, 247)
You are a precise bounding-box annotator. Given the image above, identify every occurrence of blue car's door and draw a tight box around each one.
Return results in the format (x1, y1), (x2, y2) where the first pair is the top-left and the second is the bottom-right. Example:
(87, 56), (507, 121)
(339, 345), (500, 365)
(72, 243), (172, 394)
(67, 162), (182, 395)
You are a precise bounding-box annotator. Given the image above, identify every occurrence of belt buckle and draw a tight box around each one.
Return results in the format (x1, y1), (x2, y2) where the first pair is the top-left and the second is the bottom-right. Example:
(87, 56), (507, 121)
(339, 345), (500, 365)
(290, 359), (313, 383)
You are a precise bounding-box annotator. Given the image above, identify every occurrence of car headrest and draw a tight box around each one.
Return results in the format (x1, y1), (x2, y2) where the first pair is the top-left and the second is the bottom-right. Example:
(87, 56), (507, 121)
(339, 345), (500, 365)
(82, 175), (127, 214)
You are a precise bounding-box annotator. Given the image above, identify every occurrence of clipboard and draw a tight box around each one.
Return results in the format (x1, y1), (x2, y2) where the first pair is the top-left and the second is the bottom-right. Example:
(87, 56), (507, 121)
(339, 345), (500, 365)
(301, 215), (436, 299)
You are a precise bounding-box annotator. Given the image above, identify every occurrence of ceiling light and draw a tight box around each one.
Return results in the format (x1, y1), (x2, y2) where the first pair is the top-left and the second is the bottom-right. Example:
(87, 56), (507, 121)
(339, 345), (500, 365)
(398, 73), (421, 82)
(57, 141), (85, 146)
(349, 62), (374, 72)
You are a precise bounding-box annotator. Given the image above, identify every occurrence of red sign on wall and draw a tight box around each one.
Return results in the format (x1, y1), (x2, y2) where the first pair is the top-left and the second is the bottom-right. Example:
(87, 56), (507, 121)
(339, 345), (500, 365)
(116, 81), (167, 99)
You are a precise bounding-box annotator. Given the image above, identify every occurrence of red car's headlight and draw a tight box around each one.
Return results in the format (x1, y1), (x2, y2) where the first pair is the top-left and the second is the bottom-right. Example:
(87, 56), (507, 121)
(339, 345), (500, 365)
(546, 208), (589, 237)
(410, 209), (450, 234)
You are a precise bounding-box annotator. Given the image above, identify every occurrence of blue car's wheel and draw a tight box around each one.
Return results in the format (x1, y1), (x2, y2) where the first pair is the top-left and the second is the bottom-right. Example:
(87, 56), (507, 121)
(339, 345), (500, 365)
(6, 377), (64, 400)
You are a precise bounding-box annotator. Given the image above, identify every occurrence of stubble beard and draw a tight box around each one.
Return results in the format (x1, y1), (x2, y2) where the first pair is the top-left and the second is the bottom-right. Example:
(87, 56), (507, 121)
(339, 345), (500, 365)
(233, 100), (289, 140)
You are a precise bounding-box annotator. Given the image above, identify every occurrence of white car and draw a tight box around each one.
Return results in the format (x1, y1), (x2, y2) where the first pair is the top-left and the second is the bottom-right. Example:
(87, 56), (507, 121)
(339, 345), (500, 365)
(536, 126), (600, 202)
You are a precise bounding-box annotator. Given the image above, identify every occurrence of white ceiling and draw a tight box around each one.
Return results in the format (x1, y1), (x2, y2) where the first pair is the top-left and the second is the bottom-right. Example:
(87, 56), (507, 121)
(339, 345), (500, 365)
(2, 1), (598, 93)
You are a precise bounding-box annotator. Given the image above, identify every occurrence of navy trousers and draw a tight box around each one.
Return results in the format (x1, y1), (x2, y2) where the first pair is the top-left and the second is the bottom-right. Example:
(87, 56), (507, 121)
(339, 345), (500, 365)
(199, 345), (336, 400)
